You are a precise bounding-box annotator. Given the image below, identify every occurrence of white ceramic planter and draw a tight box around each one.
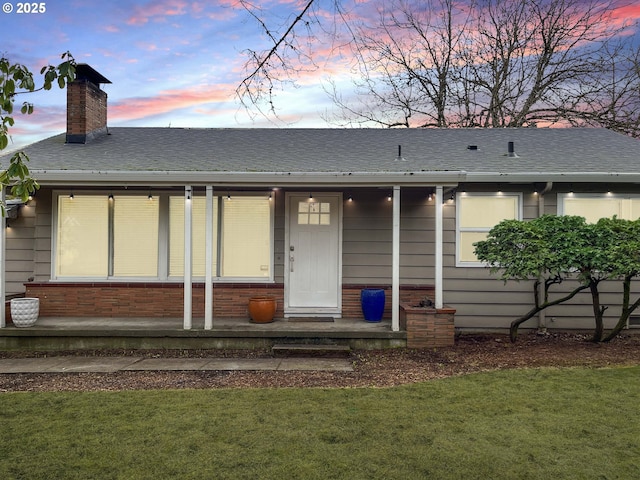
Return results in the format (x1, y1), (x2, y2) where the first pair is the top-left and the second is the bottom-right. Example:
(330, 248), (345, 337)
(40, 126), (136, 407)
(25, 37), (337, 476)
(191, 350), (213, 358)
(10, 298), (40, 327)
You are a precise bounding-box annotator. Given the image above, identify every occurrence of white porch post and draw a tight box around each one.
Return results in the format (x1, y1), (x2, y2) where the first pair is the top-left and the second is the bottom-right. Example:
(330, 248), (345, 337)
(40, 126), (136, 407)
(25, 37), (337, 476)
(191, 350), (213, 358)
(391, 185), (401, 332)
(204, 186), (213, 330)
(183, 185), (193, 330)
(435, 186), (444, 309)
(0, 187), (5, 328)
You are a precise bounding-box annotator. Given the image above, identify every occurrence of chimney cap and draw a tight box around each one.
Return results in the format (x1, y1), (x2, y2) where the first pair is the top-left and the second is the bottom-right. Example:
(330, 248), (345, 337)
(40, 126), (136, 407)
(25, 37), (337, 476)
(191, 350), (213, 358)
(75, 64), (111, 86)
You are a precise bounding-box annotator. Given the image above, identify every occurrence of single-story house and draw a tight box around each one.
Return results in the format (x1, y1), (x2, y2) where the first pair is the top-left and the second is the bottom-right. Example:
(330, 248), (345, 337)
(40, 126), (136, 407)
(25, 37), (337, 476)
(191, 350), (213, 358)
(2, 64), (640, 343)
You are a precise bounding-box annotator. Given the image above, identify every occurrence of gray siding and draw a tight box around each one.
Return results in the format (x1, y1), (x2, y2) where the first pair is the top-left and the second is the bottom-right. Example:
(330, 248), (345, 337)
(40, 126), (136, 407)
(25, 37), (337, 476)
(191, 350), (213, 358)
(21, 184), (640, 333)
(5, 199), (37, 295)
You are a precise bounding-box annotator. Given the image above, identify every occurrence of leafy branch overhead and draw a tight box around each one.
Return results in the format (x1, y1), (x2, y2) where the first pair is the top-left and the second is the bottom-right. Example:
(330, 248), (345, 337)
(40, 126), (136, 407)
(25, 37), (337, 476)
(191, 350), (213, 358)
(0, 52), (76, 214)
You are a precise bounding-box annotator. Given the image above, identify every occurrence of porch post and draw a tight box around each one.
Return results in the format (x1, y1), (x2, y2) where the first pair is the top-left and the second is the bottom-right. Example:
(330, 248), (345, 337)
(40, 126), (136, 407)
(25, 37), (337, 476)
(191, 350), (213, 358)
(183, 186), (193, 330)
(204, 186), (213, 330)
(392, 185), (400, 332)
(435, 186), (444, 309)
(0, 187), (5, 328)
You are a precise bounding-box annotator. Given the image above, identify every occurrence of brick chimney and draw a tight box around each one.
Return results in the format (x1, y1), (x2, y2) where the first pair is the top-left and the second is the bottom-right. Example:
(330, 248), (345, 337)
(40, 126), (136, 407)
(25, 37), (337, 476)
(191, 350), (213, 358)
(66, 64), (111, 144)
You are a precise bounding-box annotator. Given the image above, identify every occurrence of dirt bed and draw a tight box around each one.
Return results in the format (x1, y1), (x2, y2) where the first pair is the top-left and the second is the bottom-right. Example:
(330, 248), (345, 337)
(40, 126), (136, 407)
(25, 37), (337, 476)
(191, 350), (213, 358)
(1, 332), (639, 392)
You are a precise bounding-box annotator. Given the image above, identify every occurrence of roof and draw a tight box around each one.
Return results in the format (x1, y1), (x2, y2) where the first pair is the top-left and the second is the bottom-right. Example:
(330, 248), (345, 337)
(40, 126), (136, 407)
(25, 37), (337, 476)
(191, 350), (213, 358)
(3, 127), (640, 186)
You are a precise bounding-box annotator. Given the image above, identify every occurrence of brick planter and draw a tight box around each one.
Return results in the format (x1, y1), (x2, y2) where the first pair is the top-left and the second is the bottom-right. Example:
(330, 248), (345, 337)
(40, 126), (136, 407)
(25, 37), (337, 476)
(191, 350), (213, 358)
(400, 302), (455, 348)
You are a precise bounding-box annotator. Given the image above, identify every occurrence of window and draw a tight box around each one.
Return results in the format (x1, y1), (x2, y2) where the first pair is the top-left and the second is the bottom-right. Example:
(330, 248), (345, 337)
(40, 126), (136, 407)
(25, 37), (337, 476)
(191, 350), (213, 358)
(54, 191), (273, 281)
(169, 196), (217, 277)
(168, 195), (271, 278)
(113, 196), (159, 276)
(560, 194), (640, 223)
(56, 195), (159, 278)
(56, 196), (109, 277)
(298, 201), (331, 225)
(456, 193), (522, 265)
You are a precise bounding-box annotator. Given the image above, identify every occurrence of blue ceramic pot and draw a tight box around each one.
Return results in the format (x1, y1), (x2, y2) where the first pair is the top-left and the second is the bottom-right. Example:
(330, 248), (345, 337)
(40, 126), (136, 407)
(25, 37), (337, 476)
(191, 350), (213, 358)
(360, 289), (385, 322)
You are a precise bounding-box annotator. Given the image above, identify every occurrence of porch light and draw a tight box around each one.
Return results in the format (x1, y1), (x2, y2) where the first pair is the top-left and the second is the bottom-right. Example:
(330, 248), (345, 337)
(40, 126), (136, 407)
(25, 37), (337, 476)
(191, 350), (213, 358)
(268, 192), (273, 201)
(387, 193), (392, 201)
(428, 193), (433, 201)
(227, 193), (232, 201)
(347, 194), (353, 202)
(69, 192), (74, 200)
(108, 193), (114, 201)
(309, 192), (313, 199)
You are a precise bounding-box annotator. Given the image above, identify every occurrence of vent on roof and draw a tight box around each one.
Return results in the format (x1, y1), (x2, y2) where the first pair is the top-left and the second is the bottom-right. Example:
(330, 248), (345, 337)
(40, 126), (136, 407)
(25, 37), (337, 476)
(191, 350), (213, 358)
(507, 141), (519, 158)
(395, 144), (406, 162)
(467, 145), (478, 151)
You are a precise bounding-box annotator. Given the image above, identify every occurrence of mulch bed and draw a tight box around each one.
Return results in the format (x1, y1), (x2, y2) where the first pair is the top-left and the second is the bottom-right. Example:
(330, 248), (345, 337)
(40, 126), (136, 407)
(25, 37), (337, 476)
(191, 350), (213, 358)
(1, 332), (638, 392)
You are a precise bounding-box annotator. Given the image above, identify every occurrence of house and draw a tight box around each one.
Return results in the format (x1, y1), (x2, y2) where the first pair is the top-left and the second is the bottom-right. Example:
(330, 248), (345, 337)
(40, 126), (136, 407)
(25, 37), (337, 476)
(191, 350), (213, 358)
(2, 64), (640, 346)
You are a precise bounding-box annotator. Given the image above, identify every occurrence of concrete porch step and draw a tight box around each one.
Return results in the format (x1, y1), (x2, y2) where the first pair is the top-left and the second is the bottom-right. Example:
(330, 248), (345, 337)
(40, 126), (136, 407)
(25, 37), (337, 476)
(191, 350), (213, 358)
(272, 343), (352, 358)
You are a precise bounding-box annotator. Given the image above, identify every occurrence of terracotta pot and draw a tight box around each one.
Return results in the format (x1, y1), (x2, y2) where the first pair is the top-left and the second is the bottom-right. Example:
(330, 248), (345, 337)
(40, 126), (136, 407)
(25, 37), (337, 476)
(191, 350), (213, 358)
(248, 296), (277, 323)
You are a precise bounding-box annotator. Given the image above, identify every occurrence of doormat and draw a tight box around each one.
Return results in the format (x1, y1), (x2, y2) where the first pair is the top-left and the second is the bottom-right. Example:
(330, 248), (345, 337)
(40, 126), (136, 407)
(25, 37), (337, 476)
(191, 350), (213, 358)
(288, 317), (335, 323)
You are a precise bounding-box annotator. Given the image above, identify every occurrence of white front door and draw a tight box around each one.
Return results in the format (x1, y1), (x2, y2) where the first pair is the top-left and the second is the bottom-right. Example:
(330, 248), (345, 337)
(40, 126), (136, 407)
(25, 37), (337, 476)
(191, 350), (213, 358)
(285, 193), (342, 316)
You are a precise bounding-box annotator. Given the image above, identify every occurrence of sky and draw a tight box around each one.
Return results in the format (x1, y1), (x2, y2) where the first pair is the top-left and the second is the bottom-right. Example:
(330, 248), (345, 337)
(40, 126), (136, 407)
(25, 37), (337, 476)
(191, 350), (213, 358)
(2, 0), (640, 153)
(1, 0), (360, 152)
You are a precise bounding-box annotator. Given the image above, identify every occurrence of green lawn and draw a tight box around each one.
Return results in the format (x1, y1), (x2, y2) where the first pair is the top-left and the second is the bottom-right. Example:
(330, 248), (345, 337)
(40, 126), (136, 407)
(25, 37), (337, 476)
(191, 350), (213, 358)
(1, 366), (639, 479)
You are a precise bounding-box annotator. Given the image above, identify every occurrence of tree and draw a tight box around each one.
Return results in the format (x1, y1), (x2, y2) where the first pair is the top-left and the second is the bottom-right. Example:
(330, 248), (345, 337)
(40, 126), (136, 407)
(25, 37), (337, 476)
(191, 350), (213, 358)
(475, 215), (640, 343)
(0, 52), (76, 214)
(328, 0), (471, 128)
(238, 0), (640, 136)
(474, 215), (591, 342)
(590, 217), (640, 342)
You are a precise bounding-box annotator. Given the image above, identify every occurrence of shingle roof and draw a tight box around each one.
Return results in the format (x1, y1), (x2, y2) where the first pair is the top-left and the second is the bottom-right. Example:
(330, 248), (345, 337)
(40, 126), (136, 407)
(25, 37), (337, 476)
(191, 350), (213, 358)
(3, 127), (640, 185)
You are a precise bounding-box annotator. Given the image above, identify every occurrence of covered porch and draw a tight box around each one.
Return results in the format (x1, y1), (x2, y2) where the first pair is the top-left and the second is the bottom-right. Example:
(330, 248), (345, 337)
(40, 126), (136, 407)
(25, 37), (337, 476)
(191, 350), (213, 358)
(1, 183), (458, 349)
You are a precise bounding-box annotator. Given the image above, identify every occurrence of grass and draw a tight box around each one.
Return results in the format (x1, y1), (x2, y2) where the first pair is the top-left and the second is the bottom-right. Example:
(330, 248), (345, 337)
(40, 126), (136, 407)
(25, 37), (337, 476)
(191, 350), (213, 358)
(1, 366), (639, 479)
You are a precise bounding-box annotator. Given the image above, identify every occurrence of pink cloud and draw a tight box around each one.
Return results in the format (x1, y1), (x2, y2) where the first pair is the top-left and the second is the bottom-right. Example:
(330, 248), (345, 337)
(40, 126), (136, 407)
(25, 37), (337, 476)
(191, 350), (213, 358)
(610, 3), (640, 30)
(127, 0), (189, 25)
(108, 84), (236, 122)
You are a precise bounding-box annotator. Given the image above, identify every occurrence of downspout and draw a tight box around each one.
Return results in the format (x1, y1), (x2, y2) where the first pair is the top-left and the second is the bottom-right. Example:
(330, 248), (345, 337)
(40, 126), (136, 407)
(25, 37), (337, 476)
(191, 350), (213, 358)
(537, 182), (553, 331)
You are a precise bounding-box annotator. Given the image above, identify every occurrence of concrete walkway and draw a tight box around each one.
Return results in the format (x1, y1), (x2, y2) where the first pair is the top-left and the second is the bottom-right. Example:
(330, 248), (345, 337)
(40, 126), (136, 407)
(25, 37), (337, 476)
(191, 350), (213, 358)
(0, 356), (354, 374)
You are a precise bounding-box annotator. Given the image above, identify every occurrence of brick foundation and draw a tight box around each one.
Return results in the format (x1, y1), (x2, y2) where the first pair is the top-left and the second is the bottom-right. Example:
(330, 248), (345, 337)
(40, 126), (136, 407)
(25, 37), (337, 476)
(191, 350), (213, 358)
(25, 283), (436, 322)
(400, 302), (456, 348)
(25, 283), (285, 319)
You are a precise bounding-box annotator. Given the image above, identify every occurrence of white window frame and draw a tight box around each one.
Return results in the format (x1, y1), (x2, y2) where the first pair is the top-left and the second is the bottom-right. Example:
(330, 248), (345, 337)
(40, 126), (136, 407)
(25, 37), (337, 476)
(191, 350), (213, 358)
(51, 190), (275, 283)
(455, 192), (523, 267)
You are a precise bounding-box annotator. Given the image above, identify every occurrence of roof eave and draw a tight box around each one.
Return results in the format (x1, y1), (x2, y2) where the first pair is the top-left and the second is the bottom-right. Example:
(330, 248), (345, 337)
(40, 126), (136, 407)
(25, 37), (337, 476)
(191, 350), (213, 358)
(468, 172), (640, 183)
(31, 170), (467, 187)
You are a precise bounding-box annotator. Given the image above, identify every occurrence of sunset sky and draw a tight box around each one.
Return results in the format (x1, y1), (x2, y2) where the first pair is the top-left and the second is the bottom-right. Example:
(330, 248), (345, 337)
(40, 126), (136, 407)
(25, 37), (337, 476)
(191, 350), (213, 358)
(2, 0), (640, 152)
